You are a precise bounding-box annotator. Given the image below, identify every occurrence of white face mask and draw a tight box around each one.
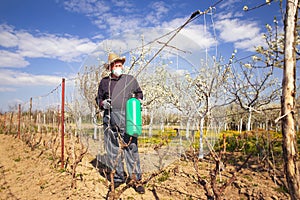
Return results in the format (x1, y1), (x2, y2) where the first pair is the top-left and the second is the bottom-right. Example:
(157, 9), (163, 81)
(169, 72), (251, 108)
(112, 67), (123, 77)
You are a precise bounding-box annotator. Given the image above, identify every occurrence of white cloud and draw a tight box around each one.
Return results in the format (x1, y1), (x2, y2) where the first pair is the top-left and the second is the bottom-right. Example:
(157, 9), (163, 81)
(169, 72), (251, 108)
(0, 69), (62, 86)
(160, 18), (217, 50)
(0, 24), (98, 67)
(144, 1), (169, 25)
(111, 0), (134, 9)
(0, 24), (19, 48)
(215, 18), (264, 51)
(0, 87), (16, 92)
(218, 0), (242, 9)
(0, 50), (30, 68)
(63, 0), (173, 34)
(235, 36), (264, 51)
(63, 0), (110, 16)
(103, 14), (140, 33)
(216, 19), (260, 42)
(179, 25), (216, 49)
(152, 1), (169, 16)
(17, 32), (98, 62)
(64, 0), (141, 33)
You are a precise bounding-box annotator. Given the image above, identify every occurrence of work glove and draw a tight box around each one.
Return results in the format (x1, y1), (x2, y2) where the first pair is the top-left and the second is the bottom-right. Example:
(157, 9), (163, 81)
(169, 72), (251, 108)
(102, 99), (111, 110)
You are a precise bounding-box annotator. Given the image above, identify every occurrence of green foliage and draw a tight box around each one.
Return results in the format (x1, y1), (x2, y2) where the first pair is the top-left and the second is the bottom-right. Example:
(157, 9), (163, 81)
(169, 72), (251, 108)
(14, 156), (21, 162)
(274, 185), (289, 194)
(139, 127), (177, 145)
(243, 174), (253, 182)
(48, 156), (54, 161)
(157, 170), (170, 182)
(217, 129), (284, 156)
(140, 136), (166, 145)
(58, 168), (66, 173)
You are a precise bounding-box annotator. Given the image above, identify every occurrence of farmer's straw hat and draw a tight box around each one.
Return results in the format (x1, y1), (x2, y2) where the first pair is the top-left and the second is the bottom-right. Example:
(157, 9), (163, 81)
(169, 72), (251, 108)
(105, 52), (126, 69)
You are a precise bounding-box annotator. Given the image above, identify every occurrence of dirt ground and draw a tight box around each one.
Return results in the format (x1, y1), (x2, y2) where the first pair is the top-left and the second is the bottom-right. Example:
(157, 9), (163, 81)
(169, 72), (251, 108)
(0, 133), (291, 200)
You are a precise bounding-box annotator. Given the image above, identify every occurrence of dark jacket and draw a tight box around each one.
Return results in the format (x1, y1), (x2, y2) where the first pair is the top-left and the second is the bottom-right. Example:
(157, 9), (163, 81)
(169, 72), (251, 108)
(96, 74), (143, 130)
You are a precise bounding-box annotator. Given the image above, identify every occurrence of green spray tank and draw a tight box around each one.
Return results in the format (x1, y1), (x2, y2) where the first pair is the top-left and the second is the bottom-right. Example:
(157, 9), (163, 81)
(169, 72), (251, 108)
(126, 96), (142, 137)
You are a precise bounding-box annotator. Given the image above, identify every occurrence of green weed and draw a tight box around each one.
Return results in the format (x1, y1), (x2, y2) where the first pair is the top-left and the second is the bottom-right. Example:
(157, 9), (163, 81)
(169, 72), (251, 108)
(158, 171), (170, 182)
(14, 156), (21, 162)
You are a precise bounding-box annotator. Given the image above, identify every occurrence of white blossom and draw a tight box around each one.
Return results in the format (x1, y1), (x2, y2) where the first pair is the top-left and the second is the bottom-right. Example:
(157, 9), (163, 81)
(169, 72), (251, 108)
(252, 55), (258, 61)
(244, 63), (252, 68)
(266, 24), (272, 31)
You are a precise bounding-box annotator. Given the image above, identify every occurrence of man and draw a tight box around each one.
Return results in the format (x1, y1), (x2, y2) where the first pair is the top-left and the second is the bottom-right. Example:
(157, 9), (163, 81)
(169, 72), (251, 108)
(96, 52), (145, 194)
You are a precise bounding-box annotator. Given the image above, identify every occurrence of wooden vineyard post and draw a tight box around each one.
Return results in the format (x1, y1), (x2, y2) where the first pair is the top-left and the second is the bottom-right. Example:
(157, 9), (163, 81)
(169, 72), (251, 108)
(29, 97), (32, 123)
(18, 104), (21, 139)
(3, 112), (6, 134)
(281, 0), (300, 199)
(61, 78), (65, 169)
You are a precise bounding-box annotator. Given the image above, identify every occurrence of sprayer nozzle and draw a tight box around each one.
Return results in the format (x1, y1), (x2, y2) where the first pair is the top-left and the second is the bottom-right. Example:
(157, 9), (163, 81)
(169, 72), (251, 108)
(190, 10), (201, 19)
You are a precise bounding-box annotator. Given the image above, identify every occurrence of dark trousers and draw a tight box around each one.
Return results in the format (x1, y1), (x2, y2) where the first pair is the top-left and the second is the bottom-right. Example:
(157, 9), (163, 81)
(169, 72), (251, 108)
(103, 123), (142, 183)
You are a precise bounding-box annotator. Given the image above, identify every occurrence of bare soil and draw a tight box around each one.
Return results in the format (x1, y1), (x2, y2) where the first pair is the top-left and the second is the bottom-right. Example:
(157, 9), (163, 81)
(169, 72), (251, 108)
(0, 133), (291, 200)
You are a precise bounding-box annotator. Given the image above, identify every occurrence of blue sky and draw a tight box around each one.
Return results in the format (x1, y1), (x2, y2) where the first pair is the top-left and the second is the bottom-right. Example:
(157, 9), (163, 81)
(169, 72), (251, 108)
(0, 0), (283, 112)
